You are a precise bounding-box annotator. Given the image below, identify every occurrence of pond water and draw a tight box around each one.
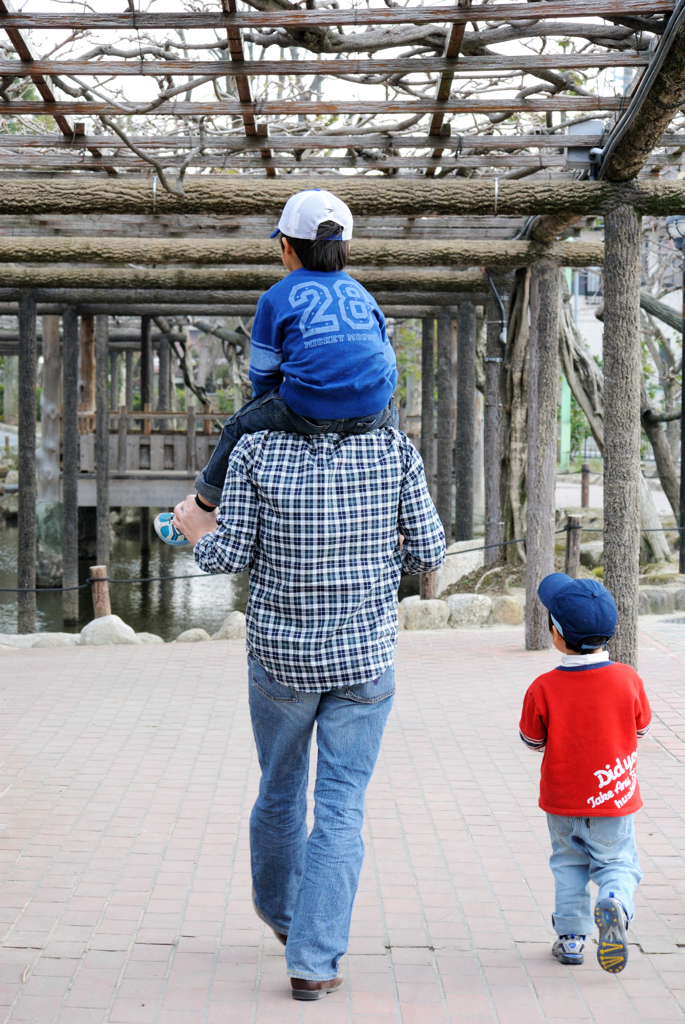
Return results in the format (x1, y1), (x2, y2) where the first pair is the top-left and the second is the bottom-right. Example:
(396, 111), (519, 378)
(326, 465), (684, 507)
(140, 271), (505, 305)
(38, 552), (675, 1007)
(0, 516), (419, 641)
(0, 518), (249, 641)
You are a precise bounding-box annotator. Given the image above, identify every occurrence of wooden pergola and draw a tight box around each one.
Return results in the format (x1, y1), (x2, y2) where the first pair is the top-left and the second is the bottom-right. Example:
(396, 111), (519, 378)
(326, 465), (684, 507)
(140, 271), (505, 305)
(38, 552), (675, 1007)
(2, 0), (685, 663)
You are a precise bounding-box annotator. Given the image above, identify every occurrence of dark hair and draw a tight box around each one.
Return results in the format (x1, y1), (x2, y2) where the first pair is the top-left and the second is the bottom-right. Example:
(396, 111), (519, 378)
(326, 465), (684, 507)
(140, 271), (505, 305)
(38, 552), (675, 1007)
(282, 219), (350, 272)
(547, 611), (609, 654)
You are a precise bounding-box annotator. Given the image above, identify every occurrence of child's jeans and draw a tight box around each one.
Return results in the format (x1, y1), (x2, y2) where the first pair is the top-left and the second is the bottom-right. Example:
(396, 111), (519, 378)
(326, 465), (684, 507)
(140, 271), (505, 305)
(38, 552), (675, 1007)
(547, 813), (642, 936)
(195, 387), (399, 506)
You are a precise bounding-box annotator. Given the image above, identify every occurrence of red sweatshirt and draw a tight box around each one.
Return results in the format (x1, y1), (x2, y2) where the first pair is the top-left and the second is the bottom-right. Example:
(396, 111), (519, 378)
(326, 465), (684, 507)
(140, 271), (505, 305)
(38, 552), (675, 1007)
(519, 661), (652, 817)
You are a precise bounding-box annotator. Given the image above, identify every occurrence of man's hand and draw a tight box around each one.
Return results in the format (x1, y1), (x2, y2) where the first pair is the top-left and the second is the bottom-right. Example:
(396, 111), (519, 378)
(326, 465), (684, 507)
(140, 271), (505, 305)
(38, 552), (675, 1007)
(173, 495), (218, 547)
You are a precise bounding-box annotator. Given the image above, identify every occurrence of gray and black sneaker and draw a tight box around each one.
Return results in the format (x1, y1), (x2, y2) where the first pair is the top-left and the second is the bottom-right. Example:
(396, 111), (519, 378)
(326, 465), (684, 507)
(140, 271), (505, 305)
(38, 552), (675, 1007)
(552, 934), (585, 965)
(595, 895), (629, 973)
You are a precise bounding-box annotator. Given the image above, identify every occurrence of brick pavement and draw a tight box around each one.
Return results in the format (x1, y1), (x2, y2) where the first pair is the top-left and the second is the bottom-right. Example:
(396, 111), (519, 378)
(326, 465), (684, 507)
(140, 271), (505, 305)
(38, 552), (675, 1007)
(0, 628), (684, 1024)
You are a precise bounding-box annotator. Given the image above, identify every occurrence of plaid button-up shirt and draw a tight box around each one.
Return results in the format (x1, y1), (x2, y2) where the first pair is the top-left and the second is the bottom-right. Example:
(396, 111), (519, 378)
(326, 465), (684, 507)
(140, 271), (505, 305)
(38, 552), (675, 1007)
(194, 429), (445, 691)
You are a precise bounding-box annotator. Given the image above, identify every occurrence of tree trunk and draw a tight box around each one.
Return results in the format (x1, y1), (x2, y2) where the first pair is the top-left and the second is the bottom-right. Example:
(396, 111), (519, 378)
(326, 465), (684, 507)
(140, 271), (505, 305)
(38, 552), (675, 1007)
(603, 205), (642, 669)
(501, 268), (530, 562)
(3, 355), (18, 423)
(95, 315), (110, 568)
(454, 301), (476, 541)
(79, 314), (95, 412)
(641, 382), (679, 522)
(17, 295), (37, 634)
(640, 473), (671, 563)
(484, 295), (504, 564)
(436, 312), (454, 542)
(421, 317), (436, 499)
(525, 262), (560, 651)
(36, 314), (63, 588)
(62, 309), (80, 627)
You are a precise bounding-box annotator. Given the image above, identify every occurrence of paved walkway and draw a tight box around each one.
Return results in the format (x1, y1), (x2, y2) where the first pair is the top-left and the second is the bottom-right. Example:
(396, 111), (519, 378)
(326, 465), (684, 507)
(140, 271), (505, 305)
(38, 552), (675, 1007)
(0, 627), (684, 1024)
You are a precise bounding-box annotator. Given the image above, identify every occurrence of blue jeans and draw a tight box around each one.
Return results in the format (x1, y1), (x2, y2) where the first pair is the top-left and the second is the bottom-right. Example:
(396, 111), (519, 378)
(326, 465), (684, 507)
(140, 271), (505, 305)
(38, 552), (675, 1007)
(248, 656), (394, 980)
(547, 813), (642, 936)
(195, 387), (399, 505)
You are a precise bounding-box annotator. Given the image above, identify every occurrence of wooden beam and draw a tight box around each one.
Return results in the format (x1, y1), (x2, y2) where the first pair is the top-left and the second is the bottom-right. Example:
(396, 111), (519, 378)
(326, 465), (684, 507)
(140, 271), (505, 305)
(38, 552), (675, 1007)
(0, 240), (604, 275)
(0, 2), (673, 29)
(222, 0), (275, 177)
(0, 268), (490, 295)
(2, 97), (625, 116)
(0, 154), (568, 171)
(0, 177), (681, 217)
(0, 288), (490, 306)
(0, 132), (610, 150)
(426, 0), (469, 177)
(0, 54), (650, 78)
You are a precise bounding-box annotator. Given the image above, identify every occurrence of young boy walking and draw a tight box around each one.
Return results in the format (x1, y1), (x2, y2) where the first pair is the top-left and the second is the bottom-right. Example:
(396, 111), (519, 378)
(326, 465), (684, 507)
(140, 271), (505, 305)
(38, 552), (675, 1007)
(519, 573), (652, 973)
(155, 188), (398, 543)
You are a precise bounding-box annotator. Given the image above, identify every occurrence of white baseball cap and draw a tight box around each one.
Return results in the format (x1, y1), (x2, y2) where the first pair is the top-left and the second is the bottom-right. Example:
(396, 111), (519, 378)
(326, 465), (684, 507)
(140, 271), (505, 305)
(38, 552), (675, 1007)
(270, 189), (353, 241)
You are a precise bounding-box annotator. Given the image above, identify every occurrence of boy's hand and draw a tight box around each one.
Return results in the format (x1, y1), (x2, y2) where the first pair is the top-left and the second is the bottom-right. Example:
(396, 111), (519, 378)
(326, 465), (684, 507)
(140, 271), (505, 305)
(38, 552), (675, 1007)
(173, 495), (218, 547)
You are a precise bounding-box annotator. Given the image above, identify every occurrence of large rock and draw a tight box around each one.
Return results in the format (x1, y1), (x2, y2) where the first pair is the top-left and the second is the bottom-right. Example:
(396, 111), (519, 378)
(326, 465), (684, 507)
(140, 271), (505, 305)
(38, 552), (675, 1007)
(136, 632), (165, 644)
(445, 594), (492, 628)
(32, 633), (80, 648)
(80, 614), (139, 646)
(580, 542), (604, 569)
(211, 611), (246, 640)
(176, 628), (211, 643)
(435, 539), (485, 597)
(491, 596), (524, 625)
(675, 588), (685, 612)
(404, 599), (450, 631)
(398, 602), (406, 630)
(638, 587), (675, 615)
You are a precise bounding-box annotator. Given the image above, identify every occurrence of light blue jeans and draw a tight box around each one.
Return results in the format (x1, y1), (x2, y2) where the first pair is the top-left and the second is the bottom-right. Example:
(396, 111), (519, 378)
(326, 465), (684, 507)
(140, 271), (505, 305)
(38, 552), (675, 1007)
(248, 656), (394, 980)
(547, 813), (643, 936)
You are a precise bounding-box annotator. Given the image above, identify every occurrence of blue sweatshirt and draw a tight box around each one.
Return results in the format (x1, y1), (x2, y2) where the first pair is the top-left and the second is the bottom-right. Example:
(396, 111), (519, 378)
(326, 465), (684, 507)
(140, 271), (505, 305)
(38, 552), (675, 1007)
(248, 268), (398, 419)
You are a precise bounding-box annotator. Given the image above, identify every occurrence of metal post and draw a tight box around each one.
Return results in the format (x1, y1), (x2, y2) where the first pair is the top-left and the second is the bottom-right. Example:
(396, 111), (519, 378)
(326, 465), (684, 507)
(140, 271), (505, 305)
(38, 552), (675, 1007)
(95, 314), (110, 568)
(565, 513), (582, 579)
(62, 308), (80, 626)
(17, 295), (37, 633)
(581, 462), (590, 508)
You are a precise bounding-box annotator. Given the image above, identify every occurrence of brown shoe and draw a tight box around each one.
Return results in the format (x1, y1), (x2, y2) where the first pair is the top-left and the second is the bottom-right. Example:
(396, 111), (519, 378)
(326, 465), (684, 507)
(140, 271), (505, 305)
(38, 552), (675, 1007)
(291, 976), (344, 1001)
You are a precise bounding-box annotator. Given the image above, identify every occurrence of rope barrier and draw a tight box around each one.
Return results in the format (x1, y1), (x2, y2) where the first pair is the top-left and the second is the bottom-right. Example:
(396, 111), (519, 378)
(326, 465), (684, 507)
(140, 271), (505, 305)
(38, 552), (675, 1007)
(0, 524), (681, 590)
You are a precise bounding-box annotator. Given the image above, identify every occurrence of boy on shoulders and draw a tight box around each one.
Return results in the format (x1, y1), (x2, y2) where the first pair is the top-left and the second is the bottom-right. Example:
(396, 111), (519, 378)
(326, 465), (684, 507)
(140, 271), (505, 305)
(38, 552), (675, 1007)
(519, 573), (651, 974)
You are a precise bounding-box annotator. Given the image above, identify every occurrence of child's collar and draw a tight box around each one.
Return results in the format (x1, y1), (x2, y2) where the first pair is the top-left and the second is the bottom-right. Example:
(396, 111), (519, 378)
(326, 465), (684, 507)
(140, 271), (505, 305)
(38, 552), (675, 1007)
(559, 650), (610, 668)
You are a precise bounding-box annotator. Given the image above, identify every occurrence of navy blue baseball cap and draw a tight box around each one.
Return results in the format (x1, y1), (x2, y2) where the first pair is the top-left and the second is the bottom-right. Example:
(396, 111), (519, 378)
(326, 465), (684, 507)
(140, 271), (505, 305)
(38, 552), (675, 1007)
(538, 573), (617, 649)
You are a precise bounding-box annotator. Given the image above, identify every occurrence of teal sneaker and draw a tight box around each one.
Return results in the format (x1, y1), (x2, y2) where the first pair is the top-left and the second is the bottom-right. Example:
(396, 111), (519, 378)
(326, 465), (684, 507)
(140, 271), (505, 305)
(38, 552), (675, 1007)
(153, 512), (189, 546)
(595, 896), (629, 973)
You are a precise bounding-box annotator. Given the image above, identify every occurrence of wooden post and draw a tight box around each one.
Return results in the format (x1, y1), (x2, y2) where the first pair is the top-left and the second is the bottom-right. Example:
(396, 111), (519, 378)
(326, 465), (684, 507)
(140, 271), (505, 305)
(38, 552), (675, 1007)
(143, 401), (152, 436)
(62, 308), (80, 626)
(17, 294), (37, 633)
(187, 402), (197, 474)
(525, 263), (560, 650)
(125, 349), (134, 411)
(420, 571), (436, 600)
(89, 564), (111, 618)
(140, 508), (151, 554)
(117, 404), (127, 474)
(95, 314), (110, 568)
(565, 513), (582, 579)
(109, 350), (118, 411)
(3, 355), (18, 424)
(203, 402), (212, 436)
(436, 312), (454, 542)
(140, 314), (153, 412)
(455, 300), (476, 541)
(603, 204), (642, 669)
(581, 462), (590, 507)
(157, 336), (170, 430)
(420, 317), (435, 497)
(36, 314), (63, 588)
(78, 313), (95, 432)
(484, 293), (504, 564)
